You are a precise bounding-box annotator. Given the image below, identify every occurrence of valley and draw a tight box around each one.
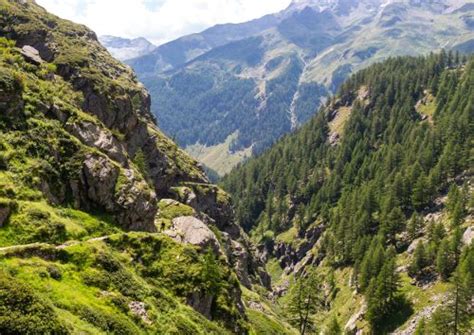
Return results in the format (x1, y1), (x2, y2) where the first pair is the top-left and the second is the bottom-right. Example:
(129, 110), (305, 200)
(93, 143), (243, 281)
(0, 0), (472, 334)
(126, 0), (474, 175)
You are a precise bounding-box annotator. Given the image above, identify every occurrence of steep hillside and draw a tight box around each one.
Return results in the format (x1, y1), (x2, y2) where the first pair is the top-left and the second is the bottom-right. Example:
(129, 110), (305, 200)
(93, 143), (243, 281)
(99, 35), (156, 61)
(0, 1), (283, 333)
(126, 0), (474, 175)
(222, 53), (474, 333)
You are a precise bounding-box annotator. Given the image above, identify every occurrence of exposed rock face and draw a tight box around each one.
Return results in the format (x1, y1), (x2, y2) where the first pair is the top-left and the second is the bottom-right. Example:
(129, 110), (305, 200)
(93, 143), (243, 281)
(176, 184), (240, 238)
(462, 226), (473, 245)
(187, 291), (214, 319)
(80, 154), (157, 231)
(20, 45), (43, 65)
(165, 216), (221, 254)
(81, 154), (119, 212)
(68, 122), (127, 164)
(345, 301), (366, 334)
(270, 224), (325, 275)
(231, 240), (252, 288)
(0, 2), (272, 324)
(128, 301), (152, 325)
(407, 237), (425, 254)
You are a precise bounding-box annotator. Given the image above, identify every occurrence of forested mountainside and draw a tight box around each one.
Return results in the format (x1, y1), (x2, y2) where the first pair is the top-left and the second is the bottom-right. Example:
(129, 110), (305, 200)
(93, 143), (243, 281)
(126, 0), (474, 175)
(0, 1), (284, 333)
(222, 53), (474, 333)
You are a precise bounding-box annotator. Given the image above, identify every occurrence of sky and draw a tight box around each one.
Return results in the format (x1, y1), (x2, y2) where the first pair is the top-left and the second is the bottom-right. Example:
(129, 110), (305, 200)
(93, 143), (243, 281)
(36, 0), (292, 46)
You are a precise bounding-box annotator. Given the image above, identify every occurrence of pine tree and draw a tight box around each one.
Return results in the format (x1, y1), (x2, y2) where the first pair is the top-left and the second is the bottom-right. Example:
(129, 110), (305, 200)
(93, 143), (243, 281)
(409, 241), (427, 277)
(412, 174), (430, 210)
(436, 238), (451, 280)
(326, 317), (341, 335)
(407, 212), (423, 241)
(414, 318), (427, 335)
(287, 269), (323, 335)
(429, 246), (474, 334)
(365, 249), (400, 331)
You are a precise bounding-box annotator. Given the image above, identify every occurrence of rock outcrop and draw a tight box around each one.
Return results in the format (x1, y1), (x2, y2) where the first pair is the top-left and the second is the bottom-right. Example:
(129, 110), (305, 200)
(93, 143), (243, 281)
(20, 45), (43, 65)
(0, 2), (272, 327)
(164, 216), (221, 254)
(462, 226), (473, 246)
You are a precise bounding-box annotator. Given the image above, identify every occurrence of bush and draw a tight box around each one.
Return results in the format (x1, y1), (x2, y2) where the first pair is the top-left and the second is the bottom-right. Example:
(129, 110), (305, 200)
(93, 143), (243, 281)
(0, 271), (67, 334)
(75, 305), (139, 335)
(9, 206), (67, 244)
(47, 265), (62, 280)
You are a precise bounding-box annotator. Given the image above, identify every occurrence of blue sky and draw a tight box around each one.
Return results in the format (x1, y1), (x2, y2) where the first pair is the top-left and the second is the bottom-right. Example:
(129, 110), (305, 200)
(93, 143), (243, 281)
(36, 0), (292, 45)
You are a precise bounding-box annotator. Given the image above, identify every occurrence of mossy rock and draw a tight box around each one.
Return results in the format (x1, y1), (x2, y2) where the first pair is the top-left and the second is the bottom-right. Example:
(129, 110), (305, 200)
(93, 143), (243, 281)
(156, 199), (195, 230)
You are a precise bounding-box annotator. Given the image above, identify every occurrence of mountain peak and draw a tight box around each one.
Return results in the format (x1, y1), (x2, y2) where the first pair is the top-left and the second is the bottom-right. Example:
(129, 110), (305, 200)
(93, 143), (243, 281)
(285, 0), (385, 14)
(99, 35), (156, 61)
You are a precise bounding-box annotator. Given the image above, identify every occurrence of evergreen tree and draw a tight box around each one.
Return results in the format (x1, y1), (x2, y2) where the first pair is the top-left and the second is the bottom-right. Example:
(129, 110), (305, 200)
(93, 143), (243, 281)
(365, 249), (400, 331)
(436, 238), (451, 280)
(429, 246), (474, 334)
(407, 212), (423, 241)
(287, 269), (323, 335)
(412, 174), (430, 210)
(409, 241), (427, 277)
(326, 317), (341, 335)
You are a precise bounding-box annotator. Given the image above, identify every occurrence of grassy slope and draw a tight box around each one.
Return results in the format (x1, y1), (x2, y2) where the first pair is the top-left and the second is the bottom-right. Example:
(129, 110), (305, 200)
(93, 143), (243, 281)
(186, 132), (252, 176)
(0, 4), (296, 332)
(0, 233), (234, 334)
(0, 4), (247, 332)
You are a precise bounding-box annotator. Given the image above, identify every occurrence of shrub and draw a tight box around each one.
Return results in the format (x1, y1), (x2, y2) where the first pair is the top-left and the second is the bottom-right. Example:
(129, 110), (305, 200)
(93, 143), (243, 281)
(46, 265), (62, 280)
(0, 271), (67, 334)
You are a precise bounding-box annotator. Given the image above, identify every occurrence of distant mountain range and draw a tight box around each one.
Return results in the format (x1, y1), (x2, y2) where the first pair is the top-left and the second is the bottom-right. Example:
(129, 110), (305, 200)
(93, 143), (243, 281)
(99, 35), (156, 61)
(115, 0), (474, 176)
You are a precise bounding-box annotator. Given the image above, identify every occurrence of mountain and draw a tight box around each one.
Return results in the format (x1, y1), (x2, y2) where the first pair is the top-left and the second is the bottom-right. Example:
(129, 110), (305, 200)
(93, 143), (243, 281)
(0, 1), (293, 333)
(99, 35), (156, 61)
(127, 0), (474, 176)
(222, 52), (474, 333)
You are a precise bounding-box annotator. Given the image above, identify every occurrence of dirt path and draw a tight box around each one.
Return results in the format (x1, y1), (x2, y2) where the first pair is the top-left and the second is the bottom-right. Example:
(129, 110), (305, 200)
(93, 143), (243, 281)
(0, 235), (112, 254)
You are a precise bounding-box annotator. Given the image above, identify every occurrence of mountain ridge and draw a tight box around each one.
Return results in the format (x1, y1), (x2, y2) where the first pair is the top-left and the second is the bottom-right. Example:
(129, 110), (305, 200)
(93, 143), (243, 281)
(0, 0), (281, 333)
(99, 35), (156, 61)
(123, 0), (473, 175)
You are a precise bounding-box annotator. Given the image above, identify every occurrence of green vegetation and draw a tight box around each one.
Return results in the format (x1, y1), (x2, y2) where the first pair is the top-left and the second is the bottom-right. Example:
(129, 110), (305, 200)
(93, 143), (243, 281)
(286, 269), (324, 334)
(0, 271), (68, 334)
(0, 233), (243, 334)
(129, 0), (472, 174)
(420, 246), (474, 334)
(0, 1), (250, 333)
(156, 199), (195, 230)
(186, 131), (252, 176)
(223, 52), (473, 333)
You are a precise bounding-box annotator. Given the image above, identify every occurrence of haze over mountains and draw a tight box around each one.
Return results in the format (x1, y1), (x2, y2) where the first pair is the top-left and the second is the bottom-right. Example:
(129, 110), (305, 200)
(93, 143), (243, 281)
(99, 35), (156, 61)
(1, 1), (472, 334)
(118, 0), (474, 175)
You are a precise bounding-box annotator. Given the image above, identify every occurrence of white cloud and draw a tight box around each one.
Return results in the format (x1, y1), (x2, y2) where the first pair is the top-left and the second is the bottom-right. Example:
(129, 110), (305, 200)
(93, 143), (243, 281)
(36, 0), (291, 45)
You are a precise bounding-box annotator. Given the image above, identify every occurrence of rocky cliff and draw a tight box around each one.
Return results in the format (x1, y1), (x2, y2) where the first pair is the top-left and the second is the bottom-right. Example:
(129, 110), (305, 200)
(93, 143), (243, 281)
(0, 0), (274, 333)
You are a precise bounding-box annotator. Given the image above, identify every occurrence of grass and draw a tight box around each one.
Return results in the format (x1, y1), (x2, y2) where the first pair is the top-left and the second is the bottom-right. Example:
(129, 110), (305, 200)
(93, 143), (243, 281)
(309, 267), (368, 333)
(328, 106), (352, 137)
(241, 286), (298, 335)
(416, 92), (436, 123)
(0, 200), (119, 247)
(266, 258), (284, 284)
(156, 199), (195, 230)
(275, 226), (298, 245)
(0, 233), (244, 334)
(186, 132), (252, 177)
